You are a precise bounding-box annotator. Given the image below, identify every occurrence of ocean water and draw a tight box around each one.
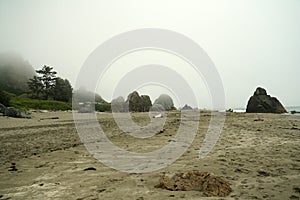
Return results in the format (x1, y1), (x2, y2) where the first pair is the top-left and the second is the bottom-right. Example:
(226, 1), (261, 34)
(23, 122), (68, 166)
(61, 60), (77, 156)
(285, 106), (300, 113)
(233, 106), (300, 114)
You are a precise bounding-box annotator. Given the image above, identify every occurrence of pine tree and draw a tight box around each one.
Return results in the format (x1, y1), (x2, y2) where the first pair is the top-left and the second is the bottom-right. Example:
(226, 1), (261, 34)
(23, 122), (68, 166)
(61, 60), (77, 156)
(27, 76), (43, 99)
(52, 78), (73, 102)
(36, 65), (57, 100)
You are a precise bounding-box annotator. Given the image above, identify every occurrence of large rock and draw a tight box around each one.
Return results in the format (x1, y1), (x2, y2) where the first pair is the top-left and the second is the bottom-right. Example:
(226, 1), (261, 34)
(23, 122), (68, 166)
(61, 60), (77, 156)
(154, 94), (176, 111)
(246, 87), (287, 113)
(2, 106), (31, 118)
(0, 103), (6, 115)
(155, 171), (232, 197)
(111, 96), (128, 113)
(126, 91), (152, 112)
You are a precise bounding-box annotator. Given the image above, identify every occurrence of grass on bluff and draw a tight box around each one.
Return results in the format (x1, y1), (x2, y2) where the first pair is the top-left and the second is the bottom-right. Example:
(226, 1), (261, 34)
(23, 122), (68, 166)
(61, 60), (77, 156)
(10, 98), (72, 111)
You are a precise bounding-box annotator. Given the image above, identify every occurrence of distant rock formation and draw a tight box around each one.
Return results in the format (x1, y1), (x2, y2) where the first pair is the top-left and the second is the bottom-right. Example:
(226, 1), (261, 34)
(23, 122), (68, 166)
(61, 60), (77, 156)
(150, 104), (165, 112)
(154, 94), (176, 111)
(111, 96), (128, 112)
(126, 91), (152, 112)
(246, 87), (287, 113)
(181, 104), (193, 110)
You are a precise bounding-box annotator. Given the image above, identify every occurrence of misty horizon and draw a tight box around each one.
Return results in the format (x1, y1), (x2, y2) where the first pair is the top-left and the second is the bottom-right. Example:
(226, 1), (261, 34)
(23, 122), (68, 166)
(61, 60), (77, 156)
(0, 0), (299, 109)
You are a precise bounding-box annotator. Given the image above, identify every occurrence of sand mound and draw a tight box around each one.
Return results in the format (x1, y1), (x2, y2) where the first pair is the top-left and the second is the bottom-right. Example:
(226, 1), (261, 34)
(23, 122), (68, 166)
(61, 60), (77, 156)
(155, 171), (232, 197)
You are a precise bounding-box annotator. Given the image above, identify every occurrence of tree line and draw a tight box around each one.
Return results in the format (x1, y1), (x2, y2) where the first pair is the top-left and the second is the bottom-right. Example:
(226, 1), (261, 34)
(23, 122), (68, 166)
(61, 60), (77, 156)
(27, 65), (72, 102)
(0, 53), (73, 108)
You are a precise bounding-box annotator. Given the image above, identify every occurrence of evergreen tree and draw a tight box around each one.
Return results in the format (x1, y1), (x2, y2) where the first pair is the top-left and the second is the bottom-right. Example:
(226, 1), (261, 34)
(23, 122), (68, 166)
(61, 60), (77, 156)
(52, 78), (73, 102)
(27, 76), (43, 99)
(36, 65), (57, 99)
(0, 90), (10, 106)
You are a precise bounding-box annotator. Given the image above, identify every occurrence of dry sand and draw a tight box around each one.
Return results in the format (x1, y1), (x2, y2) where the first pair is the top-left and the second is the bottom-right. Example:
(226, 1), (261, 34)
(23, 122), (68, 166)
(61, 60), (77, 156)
(0, 111), (300, 200)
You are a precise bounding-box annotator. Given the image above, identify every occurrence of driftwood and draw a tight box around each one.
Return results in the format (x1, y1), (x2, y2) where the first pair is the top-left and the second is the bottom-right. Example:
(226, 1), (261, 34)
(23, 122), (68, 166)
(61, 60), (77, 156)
(40, 117), (59, 120)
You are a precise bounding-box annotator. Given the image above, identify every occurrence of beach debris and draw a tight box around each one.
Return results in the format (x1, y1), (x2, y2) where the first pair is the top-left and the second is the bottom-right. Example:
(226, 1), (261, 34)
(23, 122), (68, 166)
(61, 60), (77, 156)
(254, 118), (264, 122)
(226, 108), (233, 112)
(83, 167), (96, 171)
(40, 117), (59, 120)
(97, 189), (106, 193)
(234, 168), (250, 174)
(8, 163), (18, 171)
(289, 195), (299, 200)
(155, 171), (232, 197)
(153, 113), (163, 118)
(156, 128), (165, 134)
(257, 169), (270, 176)
(293, 187), (300, 193)
(246, 87), (287, 113)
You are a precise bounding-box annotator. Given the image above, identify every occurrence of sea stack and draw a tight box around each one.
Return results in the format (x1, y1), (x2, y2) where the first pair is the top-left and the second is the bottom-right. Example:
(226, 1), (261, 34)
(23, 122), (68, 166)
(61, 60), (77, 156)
(246, 87), (287, 113)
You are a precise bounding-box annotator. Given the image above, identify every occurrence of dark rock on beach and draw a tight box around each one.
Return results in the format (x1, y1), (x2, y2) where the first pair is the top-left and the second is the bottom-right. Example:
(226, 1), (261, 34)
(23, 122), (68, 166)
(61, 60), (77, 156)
(246, 87), (287, 113)
(83, 167), (96, 171)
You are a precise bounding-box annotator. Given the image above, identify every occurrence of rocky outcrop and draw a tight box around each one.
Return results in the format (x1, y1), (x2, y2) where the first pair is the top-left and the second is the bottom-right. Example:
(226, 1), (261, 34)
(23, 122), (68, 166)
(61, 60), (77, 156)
(0, 104), (31, 118)
(181, 104), (193, 110)
(126, 91), (152, 112)
(246, 87), (287, 113)
(155, 171), (232, 197)
(153, 94), (176, 111)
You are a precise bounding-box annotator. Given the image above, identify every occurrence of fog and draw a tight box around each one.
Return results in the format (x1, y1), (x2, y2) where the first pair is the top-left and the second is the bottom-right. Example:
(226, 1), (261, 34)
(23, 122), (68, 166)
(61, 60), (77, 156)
(0, 0), (299, 108)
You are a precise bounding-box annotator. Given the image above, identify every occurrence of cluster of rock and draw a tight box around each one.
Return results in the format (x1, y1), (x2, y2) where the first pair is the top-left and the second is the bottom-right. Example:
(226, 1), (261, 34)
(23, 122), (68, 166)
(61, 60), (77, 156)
(0, 103), (31, 118)
(111, 91), (176, 113)
(246, 87), (287, 113)
(111, 92), (152, 113)
(155, 171), (232, 197)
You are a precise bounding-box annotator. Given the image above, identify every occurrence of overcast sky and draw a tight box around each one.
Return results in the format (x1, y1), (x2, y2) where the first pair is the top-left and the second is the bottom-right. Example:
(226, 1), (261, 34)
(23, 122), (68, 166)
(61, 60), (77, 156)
(0, 0), (299, 108)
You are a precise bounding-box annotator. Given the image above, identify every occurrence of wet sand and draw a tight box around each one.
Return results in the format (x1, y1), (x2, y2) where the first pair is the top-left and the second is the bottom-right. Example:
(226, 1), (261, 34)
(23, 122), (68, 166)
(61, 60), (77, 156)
(0, 111), (300, 200)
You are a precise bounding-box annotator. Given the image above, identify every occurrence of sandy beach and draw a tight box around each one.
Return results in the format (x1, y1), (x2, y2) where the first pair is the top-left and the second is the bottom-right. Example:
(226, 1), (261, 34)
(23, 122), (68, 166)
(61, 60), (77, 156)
(0, 111), (300, 200)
